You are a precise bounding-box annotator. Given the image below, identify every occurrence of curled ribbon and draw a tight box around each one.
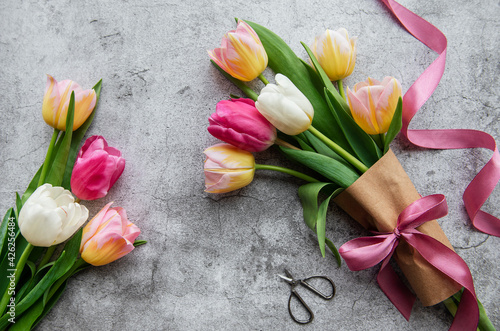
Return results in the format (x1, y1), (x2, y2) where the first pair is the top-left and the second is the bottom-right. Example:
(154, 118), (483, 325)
(380, 0), (500, 236)
(339, 194), (479, 330)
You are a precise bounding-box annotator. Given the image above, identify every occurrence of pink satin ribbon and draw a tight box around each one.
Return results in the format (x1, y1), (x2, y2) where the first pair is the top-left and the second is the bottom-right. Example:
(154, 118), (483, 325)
(380, 0), (500, 236)
(339, 194), (479, 330)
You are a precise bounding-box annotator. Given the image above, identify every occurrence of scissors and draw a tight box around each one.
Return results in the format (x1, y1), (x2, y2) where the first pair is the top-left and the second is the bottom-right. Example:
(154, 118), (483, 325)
(278, 269), (336, 324)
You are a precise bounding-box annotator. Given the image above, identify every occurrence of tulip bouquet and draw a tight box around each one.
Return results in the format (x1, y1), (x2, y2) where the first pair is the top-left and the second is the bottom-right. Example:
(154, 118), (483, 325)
(203, 13), (496, 331)
(0, 76), (144, 330)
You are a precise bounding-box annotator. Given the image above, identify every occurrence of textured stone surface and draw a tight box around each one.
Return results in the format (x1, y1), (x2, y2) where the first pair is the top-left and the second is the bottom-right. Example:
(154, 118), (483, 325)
(0, 0), (498, 330)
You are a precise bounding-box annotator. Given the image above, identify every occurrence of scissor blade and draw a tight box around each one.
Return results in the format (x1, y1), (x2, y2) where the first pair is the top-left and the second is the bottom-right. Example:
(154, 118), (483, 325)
(278, 274), (294, 284)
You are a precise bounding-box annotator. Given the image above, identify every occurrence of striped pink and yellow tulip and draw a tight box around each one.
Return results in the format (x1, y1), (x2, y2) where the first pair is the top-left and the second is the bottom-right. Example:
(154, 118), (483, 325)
(42, 74), (96, 131)
(208, 98), (276, 152)
(347, 77), (402, 135)
(204, 143), (255, 193)
(208, 20), (268, 82)
(80, 202), (140, 266)
(311, 28), (357, 81)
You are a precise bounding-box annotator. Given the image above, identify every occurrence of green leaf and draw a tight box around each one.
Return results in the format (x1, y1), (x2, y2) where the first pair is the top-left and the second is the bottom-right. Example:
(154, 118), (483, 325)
(133, 240), (147, 247)
(316, 192), (335, 258)
(210, 60), (259, 101)
(0, 232), (30, 305)
(298, 182), (334, 230)
(0, 209), (14, 258)
(383, 97), (403, 154)
(279, 147), (359, 188)
(302, 131), (357, 171)
(293, 135), (315, 152)
(324, 88), (382, 167)
(21, 165), (43, 205)
(45, 92), (75, 186)
(325, 238), (342, 267)
(0, 230), (82, 327)
(301, 42), (350, 114)
(61, 80), (102, 190)
(32, 280), (68, 329)
(244, 20), (354, 155)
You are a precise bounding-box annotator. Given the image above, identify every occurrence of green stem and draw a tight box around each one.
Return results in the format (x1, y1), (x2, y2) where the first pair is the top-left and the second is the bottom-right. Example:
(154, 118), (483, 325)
(36, 246), (57, 273)
(307, 126), (369, 173)
(274, 138), (301, 150)
(477, 299), (495, 331)
(379, 133), (386, 148)
(337, 80), (346, 101)
(255, 164), (319, 183)
(0, 244), (33, 315)
(37, 129), (60, 186)
(47, 258), (87, 300)
(258, 73), (269, 85)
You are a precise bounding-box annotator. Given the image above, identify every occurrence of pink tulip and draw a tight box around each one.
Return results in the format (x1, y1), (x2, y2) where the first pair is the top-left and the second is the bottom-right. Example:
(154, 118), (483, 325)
(71, 136), (125, 201)
(208, 98), (276, 152)
(208, 20), (268, 82)
(42, 75), (97, 131)
(347, 77), (402, 135)
(80, 202), (140, 266)
(204, 143), (255, 193)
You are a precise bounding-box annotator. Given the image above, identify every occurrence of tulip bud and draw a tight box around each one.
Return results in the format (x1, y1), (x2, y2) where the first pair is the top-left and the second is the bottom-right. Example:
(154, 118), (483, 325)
(347, 77), (402, 135)
(80, 202), (140, 266)
(208, 98), (277, 152)
(42, 75), (97, 131)
(311, 28), (357, 81)
(208, 20), (268, 82)
(255, 74), (314, 135)
(18, 184), (89, 247)
(204, 143), (255, 193)
(71, 136), (125, 201)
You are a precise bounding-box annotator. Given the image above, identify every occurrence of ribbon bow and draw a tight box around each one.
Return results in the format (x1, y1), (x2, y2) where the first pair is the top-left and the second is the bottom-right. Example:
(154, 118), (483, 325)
(339, 194), (479, 331)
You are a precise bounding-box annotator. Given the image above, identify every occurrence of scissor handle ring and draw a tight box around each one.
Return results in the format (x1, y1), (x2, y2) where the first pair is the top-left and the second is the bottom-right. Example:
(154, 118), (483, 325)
(288, 290), (314, 324)
(301, 276), (336, 300)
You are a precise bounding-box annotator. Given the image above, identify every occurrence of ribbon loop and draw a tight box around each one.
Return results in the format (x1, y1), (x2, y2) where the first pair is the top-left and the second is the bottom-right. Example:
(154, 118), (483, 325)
(339, 194), (479, 330)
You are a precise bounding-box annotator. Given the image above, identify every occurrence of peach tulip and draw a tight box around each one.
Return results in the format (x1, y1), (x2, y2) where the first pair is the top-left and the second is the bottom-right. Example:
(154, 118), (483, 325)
(42, 75), (96, 131)
(80, 202), (140, 266)
(204, 143), (255, 193)
(347, 77), (402, 135)
(208, 20), (268, 81)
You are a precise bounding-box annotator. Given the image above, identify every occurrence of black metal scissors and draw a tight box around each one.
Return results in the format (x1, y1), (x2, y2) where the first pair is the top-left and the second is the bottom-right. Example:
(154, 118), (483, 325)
(278, 269), (336, 324)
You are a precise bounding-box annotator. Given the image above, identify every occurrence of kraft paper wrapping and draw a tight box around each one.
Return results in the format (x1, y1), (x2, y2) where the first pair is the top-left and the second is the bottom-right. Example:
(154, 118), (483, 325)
(334, 150), (461, 306)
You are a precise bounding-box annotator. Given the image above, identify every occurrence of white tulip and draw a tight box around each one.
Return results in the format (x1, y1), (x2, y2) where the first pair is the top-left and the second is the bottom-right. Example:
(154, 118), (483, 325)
(18, 184), (89, 247)
(255, 74), (314, 135)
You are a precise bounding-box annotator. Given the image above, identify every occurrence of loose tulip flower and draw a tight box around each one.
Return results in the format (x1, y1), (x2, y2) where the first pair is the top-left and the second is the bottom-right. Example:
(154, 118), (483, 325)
(208, 20), (268, 82)
(80, 202), (140, 266)
(347, 77), (402, 135)
(311, 28), (357, 81)
(18, 184), (89, 247)
(255, 74), (314, 135)
(208, 98), (277, 152)
(71, 135), (126, 201)
(204, 143), (255, 193)
(42, 75), (97, 131)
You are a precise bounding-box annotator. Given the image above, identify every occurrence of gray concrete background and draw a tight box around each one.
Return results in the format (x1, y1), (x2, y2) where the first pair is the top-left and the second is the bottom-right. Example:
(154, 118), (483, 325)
(1, 0), (499, 330)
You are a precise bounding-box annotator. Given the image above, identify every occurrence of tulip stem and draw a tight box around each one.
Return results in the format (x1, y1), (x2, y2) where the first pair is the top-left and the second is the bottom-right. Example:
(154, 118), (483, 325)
(258, 74), (269, 85)
(36, 245), (57, 273)
(307, 126), (369, 173)
(337, 80), (346, 101)
(255, 164), (319, 183)
(38, 129), (60, 186)
(275, 138), (301, 150)
(0, 243), (33, 316)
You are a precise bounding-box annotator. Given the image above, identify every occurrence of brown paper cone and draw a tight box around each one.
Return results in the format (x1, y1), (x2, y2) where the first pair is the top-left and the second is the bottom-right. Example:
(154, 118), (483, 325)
(334, 150), (461, 306)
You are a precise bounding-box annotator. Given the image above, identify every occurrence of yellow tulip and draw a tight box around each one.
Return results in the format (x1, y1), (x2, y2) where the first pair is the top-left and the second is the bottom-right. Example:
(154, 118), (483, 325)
(311, 28), (357, 81)
(204, 143), (255, 193)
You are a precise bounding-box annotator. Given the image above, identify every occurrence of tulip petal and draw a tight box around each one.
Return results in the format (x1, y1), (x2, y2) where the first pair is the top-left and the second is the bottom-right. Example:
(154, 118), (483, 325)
(81, 232), (135, 266)
(348, 87), (379, 135)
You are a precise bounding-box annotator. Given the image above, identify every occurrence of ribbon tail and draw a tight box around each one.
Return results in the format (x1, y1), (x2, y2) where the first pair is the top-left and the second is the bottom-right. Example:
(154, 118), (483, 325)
(377, 255), (415, 321)
(405, 233), (479, 331)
